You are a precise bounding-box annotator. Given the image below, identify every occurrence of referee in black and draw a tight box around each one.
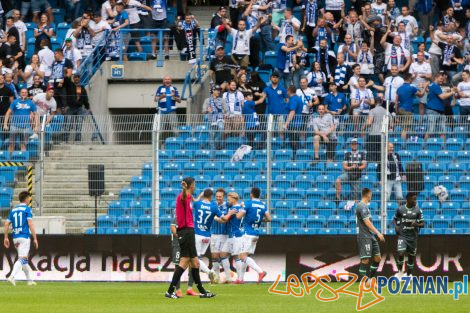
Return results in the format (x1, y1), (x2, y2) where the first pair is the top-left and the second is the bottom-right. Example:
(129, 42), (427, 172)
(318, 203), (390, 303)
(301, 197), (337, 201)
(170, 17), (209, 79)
(165, 177), (215, 299)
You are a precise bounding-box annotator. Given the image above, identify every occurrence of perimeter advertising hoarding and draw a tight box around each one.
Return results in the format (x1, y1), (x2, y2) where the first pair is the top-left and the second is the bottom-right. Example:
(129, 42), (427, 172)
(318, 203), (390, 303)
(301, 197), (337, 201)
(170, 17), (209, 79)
(0, 236), (467, 282)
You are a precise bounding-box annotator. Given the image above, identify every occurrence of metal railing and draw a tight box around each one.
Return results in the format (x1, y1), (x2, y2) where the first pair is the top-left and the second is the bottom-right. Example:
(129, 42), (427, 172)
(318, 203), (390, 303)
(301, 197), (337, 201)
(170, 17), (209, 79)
(1, 112), (469, 235)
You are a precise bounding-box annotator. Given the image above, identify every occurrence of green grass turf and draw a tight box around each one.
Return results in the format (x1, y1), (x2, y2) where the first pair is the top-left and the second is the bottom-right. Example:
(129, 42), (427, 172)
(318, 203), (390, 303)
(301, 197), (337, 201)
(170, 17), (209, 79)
(0, 281), (468, 313)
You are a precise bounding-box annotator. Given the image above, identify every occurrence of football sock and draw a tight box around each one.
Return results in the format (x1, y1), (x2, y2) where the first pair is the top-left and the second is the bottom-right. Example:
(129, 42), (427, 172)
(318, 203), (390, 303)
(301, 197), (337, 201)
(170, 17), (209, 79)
(188, 269), (194, 288)
(22, 263), (33, 281)
(368, 261), (379, 279)
(191, 267), (207, 294)
(358, 262), (369, 281)
(198, 257), (211, 274)
(167, 265), (185, 294)
(212, 258), (221, 276)
(11, 259), (23, 279)
(235, 259), (242, 278)
(221, 257), (232, 280)
(239, 259), (247, 281)
(397, 254), (405, 273)
(246, 257), (262, 274)
(406, 255), (415, 276)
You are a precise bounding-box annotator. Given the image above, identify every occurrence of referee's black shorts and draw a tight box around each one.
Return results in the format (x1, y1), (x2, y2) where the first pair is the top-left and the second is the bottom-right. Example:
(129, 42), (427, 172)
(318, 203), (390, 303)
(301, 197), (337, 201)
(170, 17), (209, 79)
(177, 227), (197, 258)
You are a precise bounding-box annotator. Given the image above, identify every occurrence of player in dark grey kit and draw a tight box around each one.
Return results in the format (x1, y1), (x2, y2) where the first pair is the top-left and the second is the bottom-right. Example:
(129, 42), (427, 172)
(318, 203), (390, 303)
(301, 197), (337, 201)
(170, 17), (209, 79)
(393, 193), (424, 278)
(356, 188), (385, 287)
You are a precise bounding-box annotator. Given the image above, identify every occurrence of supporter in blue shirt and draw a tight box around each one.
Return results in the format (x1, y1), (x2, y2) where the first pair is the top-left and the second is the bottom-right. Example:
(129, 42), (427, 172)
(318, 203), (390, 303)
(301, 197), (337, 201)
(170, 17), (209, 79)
(242, 91), (266, 149)
(324, 83), (348, 116)
(3, 88), (37, 153)
(283, 85), (304, 150)
(396, 73), (425, 114)
(263, 72), (288, 115)
(426, 73), (454, 114)
(155, 75), (181, 114)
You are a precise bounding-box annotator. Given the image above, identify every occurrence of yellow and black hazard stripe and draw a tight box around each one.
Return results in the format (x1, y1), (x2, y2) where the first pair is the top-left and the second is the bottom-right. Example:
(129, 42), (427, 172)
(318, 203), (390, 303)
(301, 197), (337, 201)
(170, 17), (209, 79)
(0, 162), (24, 167)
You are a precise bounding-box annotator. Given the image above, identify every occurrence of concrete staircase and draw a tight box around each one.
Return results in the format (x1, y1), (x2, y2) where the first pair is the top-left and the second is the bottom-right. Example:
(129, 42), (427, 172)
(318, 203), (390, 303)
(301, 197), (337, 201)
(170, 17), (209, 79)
(41, 144), (153, 234)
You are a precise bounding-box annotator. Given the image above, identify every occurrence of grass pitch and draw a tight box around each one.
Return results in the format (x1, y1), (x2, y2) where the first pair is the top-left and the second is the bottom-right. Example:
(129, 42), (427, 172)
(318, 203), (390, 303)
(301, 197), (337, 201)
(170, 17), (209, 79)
(0, 281), (468, 313)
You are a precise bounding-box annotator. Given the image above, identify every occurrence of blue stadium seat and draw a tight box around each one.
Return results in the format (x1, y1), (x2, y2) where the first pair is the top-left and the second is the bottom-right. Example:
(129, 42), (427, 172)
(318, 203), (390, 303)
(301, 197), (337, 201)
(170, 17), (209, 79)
(129, 201), (146, 216)
(273, 174), (293, 189)
(271, 137), (284, 150)
(128, 52), (147, 61)
(456, 150), (470, 163)
(182, 162), (201, 178)
(315, 175), (333, 190)
(296, 149), (312, 161)
(458, 176), (470, 189)
(244, 161), (265, 176)
(421, 228), (444, 235)
(107, 228), (126, 235)
(325, 162), (342, 176)
(318, 229), (338, 235)
(285, 215), (303, 228)
(285, 188), (304, 201)
(213, 174), (232, 189)
(294, 174), (314, 190)
(138, 215), (152, 228)
(426, 138), (444, 151)
(453, 127), (467, 140)
(56, 22), (69, 41)
(50, 36), (62, 51)
(85, 228), (96, 235)
(285, 162), (306, 173)
(141, 162), (153, 179)
(416, 150), (435, 163)
(223, 162), (242, 177)
(165, 137), (182, 150)
(119, 187), (139, 201)
(226, 137), (241, 150)
(184, 137), (200, 151)
(423, 175), (435, 191)
(361, 175), (377, 190)
(160, 217), (172, 230)
(306, 215), (326, 229)
(317, 200), (336, 211)
(203, 162), (222, 177)
(432, 215), (450, 229)
(108, 201), (125, 217)
(253, 149), (267, 161)
(270, 214), (285, 229)
(194, 149), (212, 161)
(264, 51), (276, 68)
(141, 188), (152, 202)
(11, 151), (29, 162)
(421, 201), (439, 211)
(174, 150), (194, 160)
(406, 138), (424, 151)
(130, 176), (149, 190)
(271, 162), (285, 176)
(436, 151), (454, 163)
(453, 215), (469, 229)
(117, 215), (138, 228)
(447, 163), (465, 175)
(270, 187), (285, 201)
(52, 8), (65, 23)
(214, 150), (233, 161)
(254, 174), (268, 189)
(327, 215), (348, 229)
(177, 125), (192, 139)
(97, 215), (116, 228)
(438, 175), (457, 191)
(233, 174), (252, 189)
(397, 150), (414, 162)
(446, 138), (463, 151)
(427, 163), (445, 176)
(274, 149), (293, 161)
(161, 187), (179, 200)
(0, 151), (9, 161)
(449, 189), (466, 202)
(295, 201), (314, 217)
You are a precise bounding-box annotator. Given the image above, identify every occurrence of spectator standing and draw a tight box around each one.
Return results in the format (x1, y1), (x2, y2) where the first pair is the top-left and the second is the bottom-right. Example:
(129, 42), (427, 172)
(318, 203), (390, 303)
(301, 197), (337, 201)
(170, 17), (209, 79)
(372, 65), (404, 113)
(357, 41), (374, 79)
(276, 35), (301, 87)
(334, 53), (352, 91)
(34, 13), (54, 53)
(3, 88), (37, 153)
(283, 85), (304, 151)
(5, 16), (20, 45)
(155, 75), (181, 142)
(276, 8), (301, 44)
(73, 12), (96, 59)
(30, 87), (56, 139)
(28, 75), (47, 98)
(121, 0), (151, 56)
(381, 31), (411, 75)
(202, 85), (227, 150)
(30, 1), (53, 25)
(4, 73), (19, 99)
(102, 0), (117, 21)
(431, 28), (464, 82)
(20, 54), (41, 88)
(351, 76), (375, 116)
(425, 73), (455, 141)
(312, 104), (337, 162)
(50, 49), (73, 114)
(335, 138), (367, 201)
(307, 61), (328, 99)
(149, 0), (169, 60)
(12, 10), (27, 54)
(263, 72), (288, 138)
(223, 80), (245, 138)
(409, 51), (433, 115)
(363, 99), (388, 163)
(89, 11), (111, 49)
(247, 71), (266, 116)
(395, 6), (418, 47)
(396, 73), (426, 140)
(0, 74), (14, 117)
(0, 34), (24, 71)
(324, 82), (347, 117)
(107, 2), (130, 60)
(242, 91), (265, 149)
(64, 74), (91, 143)
(312, 38), (336, 83)
(457, 70), (470, 116)
(324, 0), (344, 22)
(296, 76), (319, 117)
(63, 38), (82, 75)
(338, 34), (358, 66)
(210, 6), (228, 45)
(209, 45), (236, 89)
(302, 0), (319, 53)
(378, 143), (405, 203)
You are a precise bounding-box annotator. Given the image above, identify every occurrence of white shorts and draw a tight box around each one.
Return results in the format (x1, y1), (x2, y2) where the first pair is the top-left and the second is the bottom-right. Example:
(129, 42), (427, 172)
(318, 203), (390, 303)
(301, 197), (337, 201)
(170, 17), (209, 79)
(13, 237), (30, 258)
(241, 235), (259, 255)
(195, 234), (211, 256)
(210, 234), (229, 254)
(228, 237), (243, 256)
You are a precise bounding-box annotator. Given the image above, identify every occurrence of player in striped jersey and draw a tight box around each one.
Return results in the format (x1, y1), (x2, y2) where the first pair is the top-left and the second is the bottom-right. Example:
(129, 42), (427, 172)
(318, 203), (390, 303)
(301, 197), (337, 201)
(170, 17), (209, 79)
(193, 189), (235, 284)
(238, 187), (271, 284)
(226, 191), (246, 284)
(210, 188), (233, 283)
(3, 191), (38, 286)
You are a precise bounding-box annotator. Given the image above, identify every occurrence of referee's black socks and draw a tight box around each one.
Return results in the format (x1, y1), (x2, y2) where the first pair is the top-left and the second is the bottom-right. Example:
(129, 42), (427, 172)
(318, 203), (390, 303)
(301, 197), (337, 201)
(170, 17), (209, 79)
(168, 265), (186, 294)
(191, 267), (207, 294)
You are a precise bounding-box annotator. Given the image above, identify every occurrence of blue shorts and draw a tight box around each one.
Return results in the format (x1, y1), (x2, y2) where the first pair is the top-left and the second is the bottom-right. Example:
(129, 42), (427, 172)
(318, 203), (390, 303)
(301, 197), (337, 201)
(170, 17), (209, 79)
(32, 0), (52, 14)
